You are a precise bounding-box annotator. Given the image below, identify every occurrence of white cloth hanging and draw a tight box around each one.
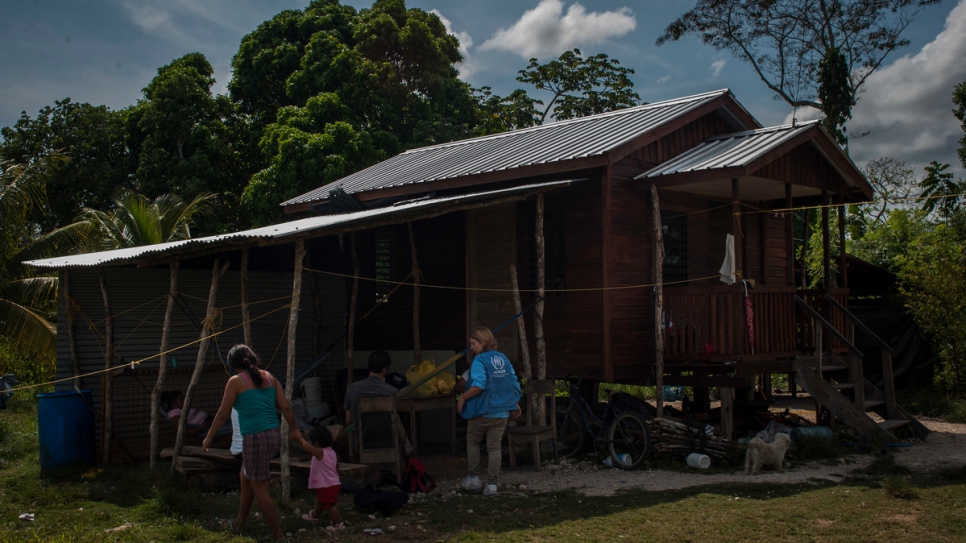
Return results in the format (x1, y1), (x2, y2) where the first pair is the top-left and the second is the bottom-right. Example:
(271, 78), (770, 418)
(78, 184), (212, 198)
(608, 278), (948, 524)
(719, 233), (735, 285)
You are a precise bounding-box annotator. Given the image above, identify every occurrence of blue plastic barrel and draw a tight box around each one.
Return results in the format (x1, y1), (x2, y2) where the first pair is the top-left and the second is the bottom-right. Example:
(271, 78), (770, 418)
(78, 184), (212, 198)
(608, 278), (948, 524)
(37, 390), (96, 471)
(791, 426), (833, 441)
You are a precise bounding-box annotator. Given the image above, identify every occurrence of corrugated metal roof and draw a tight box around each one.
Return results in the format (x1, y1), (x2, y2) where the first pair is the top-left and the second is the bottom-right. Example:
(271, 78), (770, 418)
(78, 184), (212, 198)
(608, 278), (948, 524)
(637, 121), (819, 179)
(282, 89), (748, 207)
(27, 180), (575, 270)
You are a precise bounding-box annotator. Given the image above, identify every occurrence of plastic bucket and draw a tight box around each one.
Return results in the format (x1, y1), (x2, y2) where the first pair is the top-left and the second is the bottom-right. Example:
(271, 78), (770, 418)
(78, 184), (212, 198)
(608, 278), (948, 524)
(38, 390), (96, 471)
(685, 453), (711, 469)
(300, 377), (322, 406)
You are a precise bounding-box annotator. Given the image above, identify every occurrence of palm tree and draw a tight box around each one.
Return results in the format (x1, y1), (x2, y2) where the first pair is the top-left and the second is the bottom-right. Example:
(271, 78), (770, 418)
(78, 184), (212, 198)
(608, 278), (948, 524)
(0, 155), (67, 355)
(79, 190), (216, 250)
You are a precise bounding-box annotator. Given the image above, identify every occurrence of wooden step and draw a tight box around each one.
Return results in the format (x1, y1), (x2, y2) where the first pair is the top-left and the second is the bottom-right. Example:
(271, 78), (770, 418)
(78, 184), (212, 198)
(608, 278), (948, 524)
(864, 400), (886, 410)
(878, 419), (911, 432)
(830, 383), (854, 391)
(821, 364), (849, 373)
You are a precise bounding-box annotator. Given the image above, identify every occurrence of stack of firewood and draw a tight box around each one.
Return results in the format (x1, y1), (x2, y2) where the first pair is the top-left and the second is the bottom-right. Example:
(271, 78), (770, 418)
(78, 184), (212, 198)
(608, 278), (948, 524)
(650, 417), (731, 461)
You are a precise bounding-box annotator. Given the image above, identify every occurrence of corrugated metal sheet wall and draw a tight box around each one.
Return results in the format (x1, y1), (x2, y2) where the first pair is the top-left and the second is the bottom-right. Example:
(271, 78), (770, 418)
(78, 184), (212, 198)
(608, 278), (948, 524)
(55, 264), (345, 460)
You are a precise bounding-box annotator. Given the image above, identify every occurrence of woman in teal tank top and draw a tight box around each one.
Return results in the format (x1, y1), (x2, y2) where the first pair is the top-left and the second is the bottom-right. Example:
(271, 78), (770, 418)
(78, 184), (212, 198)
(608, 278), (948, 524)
(203, 345), (300, 540)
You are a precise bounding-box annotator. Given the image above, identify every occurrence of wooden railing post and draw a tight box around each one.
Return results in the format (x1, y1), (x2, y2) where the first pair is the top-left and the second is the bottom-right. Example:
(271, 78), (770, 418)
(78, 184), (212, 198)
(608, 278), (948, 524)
(882, 348), (897, 419)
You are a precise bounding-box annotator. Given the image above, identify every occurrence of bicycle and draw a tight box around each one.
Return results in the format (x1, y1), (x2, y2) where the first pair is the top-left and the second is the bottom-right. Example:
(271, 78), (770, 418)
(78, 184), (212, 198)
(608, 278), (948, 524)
(555, 372), (652, 470)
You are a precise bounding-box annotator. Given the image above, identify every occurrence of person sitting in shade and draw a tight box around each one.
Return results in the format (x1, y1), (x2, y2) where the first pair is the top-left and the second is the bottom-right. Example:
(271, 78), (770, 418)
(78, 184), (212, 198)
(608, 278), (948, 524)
(343, 350), (413, 455)
(161, 390), (213, 436)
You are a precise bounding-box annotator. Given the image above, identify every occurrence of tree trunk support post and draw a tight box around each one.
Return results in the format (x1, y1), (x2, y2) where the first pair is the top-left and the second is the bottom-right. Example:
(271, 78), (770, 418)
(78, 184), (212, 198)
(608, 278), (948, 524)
(509, 264), (532, 380)
(651, 185), (665, 419)
(241, 248), (252, 347)
(347, 233), (359, 391)
(172, 258), (229, 474)
(150, 261), (179, 470)
(99, 268), (114, 465)
(409, 223), (422, 365)
(281, 239), (305, 501)
(535, 194), (547, 381)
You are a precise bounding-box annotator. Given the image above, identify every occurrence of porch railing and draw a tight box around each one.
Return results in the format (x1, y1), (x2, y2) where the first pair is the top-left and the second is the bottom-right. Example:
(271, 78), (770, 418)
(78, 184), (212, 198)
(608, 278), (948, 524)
(663, 285), (798, 361)
(796, 288), (849, 354)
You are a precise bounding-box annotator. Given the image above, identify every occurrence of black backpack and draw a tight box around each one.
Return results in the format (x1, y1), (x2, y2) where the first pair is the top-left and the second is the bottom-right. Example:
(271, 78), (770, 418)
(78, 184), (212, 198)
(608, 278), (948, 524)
(402, 457), (436, 493)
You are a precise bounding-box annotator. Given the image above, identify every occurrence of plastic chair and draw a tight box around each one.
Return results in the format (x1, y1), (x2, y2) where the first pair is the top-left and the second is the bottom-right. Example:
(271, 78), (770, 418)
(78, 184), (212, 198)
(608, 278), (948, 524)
(506, 379), (558, 470)
(356, 395), (405, 484)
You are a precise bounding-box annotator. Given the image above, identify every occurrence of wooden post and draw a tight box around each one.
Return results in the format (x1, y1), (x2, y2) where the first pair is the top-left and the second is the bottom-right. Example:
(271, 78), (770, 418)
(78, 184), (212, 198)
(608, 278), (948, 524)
(64, 270), (80, 390)
(534, 194), (546, 380)
(281, 239), (305, 500)
(509, 264), (532, 380)
(651, 185), (665, 419)
(409, 223), (422, 364)
(346, 233), (359, 390)
(172, 258), (229, 473)
(838, 196), (847, 288)
(150, 261), (179, 470)
(882, 348), (897, 419)
(99, 268), (114, 465)
(785, 184), (794, 286)
(799, 209), (811, 289)
(822, 191), (831, 290)
(732, 179), (742, 278)
(241, 247), (252, 347)
(720, 387), (734, 439)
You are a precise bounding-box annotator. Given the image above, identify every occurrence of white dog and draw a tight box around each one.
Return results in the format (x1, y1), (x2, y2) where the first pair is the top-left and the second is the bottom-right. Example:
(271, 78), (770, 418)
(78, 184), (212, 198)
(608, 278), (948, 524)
(744, 433), (791, 475)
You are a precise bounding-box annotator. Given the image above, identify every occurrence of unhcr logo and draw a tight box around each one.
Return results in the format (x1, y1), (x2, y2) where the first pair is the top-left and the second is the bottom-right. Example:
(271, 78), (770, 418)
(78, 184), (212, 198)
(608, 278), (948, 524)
(490, 354), (508, 376)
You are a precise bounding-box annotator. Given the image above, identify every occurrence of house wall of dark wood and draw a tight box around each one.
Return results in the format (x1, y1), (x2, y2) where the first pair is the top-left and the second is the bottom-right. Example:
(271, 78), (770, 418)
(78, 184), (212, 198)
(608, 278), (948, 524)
(55, 245), (344, 460)
(348, 212), (467, 371)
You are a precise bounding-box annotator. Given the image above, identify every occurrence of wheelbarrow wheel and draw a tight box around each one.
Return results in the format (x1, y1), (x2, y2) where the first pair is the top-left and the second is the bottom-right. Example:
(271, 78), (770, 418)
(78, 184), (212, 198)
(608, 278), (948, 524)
(607, 411), (651, 470)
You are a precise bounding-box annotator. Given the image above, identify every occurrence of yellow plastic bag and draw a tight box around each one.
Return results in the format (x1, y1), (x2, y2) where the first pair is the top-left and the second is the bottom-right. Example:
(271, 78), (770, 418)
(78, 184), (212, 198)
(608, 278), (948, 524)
(406, 359), (438, 396)
(434, 372), (456, 394)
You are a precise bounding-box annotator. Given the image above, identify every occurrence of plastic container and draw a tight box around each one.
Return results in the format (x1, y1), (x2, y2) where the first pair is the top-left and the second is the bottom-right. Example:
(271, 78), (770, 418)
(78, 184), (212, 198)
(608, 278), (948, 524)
(791, 426), (833, 441)
(662, 386), (685, 402)
(38, 390), (96, 471)
(685, 452), (711, 469)
(300, 377), (322, 406)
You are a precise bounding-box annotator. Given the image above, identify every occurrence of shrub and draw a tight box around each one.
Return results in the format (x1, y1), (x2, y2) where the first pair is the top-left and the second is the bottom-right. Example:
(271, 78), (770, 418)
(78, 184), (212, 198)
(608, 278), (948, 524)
(0, 336), (55, 394)
(882, 475), (919, 500)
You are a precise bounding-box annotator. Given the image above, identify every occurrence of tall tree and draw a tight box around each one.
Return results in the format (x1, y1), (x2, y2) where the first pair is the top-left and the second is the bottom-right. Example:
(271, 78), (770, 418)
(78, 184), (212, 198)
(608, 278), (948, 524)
(232, 0), (479, 225)
(130, 53), (250, 233)
(919, 161), (965, 222)
(0, 99), (132, 230)
(657, 0), (938, 144)
(954, 78), (966, 170)
(517, 48), (641, 125)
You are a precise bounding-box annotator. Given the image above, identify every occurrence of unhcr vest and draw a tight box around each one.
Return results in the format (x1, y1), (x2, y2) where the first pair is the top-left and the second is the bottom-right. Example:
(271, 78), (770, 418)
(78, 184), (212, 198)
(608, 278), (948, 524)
(460, 350), (521, 420)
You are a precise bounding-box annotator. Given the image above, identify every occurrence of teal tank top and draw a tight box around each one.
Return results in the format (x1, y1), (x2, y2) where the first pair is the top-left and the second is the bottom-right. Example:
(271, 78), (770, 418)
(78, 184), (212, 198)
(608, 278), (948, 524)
(233, 371), (280, 436)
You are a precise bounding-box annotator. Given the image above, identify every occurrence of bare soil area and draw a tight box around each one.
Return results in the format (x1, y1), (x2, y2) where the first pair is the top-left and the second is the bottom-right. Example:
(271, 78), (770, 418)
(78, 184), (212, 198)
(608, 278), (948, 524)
(423, 417), (966, 498)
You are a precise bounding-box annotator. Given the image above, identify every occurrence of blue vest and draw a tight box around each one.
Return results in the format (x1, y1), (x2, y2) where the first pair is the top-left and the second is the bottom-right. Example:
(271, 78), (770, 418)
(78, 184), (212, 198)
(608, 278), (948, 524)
(460, 351), (521, 420)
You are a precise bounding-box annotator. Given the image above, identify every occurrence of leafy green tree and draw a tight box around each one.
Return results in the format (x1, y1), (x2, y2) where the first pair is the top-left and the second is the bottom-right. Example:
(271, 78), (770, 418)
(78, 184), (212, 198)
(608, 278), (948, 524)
(657, 0), (938, 144)
(471, 87), (540, 134)
(954, 79), (966, 169)
(232, 0), (480, 225)
(0, 99), (132, 230)
(0, 155), (67, 356)
(919, 161), (965, 221)
(517, 48), (640, 124)
(130, 53), (251, 233)
(77, 191), (216, 251)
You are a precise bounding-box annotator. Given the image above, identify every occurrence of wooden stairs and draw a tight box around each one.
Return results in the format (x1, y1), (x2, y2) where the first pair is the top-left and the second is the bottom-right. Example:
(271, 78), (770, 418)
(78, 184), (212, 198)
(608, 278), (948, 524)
(793, 295), (929, 444)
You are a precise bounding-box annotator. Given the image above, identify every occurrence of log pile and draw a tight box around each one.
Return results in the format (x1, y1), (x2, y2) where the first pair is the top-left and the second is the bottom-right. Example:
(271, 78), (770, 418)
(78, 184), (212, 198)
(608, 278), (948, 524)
(650, 417), (731, 461)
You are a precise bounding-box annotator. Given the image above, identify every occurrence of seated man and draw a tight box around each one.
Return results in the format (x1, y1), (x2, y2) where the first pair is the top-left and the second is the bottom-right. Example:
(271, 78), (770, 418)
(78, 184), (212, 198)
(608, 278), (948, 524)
(343, 351), (413, 455)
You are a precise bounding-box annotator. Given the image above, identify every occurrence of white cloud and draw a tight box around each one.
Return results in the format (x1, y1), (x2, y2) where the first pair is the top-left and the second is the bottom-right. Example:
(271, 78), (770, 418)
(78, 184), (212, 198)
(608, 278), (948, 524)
(430, 9), (479, 79)
(710, 59), (726, 77)
(480, 0), (636, 59)
(657, 75), (671, 84)
(848, 0), (966, 177)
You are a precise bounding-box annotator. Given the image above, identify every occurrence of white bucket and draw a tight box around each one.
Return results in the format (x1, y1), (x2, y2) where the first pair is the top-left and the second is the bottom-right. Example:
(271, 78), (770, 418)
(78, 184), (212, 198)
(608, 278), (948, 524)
(685, 453), (711, 469)
(301, 377), (322, 406)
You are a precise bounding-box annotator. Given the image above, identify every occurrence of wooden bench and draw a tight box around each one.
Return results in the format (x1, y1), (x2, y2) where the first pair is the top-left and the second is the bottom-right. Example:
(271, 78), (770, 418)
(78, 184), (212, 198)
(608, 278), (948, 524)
(160, 446), (367, 478)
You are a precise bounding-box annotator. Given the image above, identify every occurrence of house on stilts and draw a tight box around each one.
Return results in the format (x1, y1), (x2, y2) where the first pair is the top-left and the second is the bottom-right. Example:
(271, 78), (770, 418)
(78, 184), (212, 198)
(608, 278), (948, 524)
(28, 88), (927, 467)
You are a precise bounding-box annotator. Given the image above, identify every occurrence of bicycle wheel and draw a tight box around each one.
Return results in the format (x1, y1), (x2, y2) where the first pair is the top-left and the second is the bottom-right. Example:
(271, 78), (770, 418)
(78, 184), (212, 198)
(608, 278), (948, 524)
(607, 411), (651, 470)
(555, 406), (585, 458)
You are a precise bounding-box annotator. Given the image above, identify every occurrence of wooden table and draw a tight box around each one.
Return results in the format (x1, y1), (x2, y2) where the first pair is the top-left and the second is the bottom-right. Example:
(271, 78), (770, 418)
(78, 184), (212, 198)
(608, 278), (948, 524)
(396, 393), (458, 455)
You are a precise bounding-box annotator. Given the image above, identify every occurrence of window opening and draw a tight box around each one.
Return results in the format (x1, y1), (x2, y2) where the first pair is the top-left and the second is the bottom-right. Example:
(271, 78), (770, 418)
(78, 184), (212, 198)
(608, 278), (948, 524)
(661, 212), (689, 284)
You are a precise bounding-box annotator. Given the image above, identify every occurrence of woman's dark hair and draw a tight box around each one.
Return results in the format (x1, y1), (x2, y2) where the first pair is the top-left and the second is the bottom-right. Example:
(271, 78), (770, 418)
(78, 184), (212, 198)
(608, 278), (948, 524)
(309, 426), (333, 448)
(227, 344), (264, 388)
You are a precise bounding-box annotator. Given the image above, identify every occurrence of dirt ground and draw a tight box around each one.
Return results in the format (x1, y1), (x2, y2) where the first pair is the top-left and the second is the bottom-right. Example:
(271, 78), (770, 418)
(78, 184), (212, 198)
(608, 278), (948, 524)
(419, 407), (966, 497)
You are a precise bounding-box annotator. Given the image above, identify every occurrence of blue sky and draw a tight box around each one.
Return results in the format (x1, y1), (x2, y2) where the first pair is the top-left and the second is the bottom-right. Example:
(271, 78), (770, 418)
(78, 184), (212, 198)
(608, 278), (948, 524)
(2, 0), (964, 178)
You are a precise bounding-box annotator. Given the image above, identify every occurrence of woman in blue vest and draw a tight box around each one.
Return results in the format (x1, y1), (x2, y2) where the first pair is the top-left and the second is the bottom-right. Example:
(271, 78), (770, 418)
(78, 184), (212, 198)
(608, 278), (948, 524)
(203, 344), (301, 540)
(457, 326), (521, 497)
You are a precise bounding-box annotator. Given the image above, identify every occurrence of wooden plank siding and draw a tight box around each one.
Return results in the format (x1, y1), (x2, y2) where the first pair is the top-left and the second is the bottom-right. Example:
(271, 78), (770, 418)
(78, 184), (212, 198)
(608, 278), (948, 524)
(466, 204), (521, 370)
(55, 257), (344, 460)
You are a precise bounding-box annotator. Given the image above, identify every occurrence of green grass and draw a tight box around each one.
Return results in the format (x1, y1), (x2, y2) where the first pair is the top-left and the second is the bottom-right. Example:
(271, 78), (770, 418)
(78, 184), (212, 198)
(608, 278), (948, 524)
(3, 396), (966, 542)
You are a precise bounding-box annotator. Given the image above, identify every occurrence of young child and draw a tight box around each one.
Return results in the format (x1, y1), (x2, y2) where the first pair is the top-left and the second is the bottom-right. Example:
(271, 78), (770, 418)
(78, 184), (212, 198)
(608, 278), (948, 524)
(300, 427), (344, 531)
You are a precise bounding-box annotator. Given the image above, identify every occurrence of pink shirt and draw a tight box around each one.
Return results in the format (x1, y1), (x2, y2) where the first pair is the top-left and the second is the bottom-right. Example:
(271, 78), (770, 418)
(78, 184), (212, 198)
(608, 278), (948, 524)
(308, 447), (339, 489)
(167, 407), (207, 426)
